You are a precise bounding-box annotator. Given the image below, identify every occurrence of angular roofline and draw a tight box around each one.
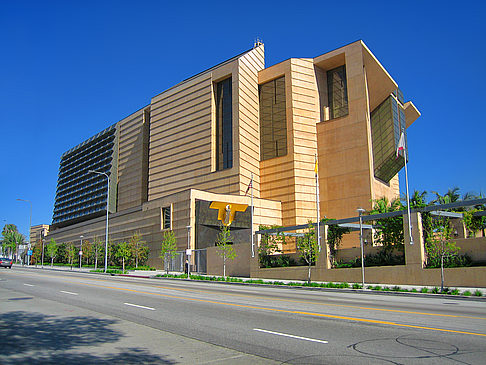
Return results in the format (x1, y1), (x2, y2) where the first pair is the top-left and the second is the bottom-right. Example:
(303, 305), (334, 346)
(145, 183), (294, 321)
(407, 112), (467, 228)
(152, 46), (261, 99)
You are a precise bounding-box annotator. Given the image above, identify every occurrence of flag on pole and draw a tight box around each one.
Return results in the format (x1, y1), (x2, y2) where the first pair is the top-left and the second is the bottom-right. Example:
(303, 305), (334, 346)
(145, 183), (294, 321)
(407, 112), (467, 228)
(396, 132), (406, 158)
(245, 176), (253, 196)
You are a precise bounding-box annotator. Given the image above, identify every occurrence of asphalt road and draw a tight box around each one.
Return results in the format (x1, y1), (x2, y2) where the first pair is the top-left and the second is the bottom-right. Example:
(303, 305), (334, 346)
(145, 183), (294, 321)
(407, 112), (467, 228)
(1, 267), (485, 364)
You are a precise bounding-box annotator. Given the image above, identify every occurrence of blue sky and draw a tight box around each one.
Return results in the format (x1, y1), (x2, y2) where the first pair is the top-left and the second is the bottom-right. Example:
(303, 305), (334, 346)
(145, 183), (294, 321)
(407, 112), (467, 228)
(1, 0), (485, 239)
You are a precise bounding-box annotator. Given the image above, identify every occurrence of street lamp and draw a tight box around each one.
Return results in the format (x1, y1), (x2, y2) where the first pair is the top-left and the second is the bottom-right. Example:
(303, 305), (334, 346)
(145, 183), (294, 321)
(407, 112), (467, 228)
(16, 198), (32, 265)
(79, 235), (84, 269)
(41, 229), (45, 268)
(186, 225), (191, 278)
(88, 170), (110, 273)
(357, 207), (366, 289)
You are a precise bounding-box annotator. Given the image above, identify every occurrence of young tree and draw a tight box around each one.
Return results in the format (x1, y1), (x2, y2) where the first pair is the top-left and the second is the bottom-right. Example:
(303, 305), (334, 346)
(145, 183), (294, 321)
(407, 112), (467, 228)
(31, 241), (42, 265)
(66, 244), (77, 270)
(115, 241), (131, 273)
(129, 232), (147, 268)
(92, 236), (104, 270)
(215, 225), (237, 277)
(258, 225), (286, 268)
(82, 239), (92, 266)
(56, 243), (67, 264)
(46, 239), (58, 267)
(424, 215), (460, 292)
(297, 223), (320, 284)
(160, 230), (177, 274)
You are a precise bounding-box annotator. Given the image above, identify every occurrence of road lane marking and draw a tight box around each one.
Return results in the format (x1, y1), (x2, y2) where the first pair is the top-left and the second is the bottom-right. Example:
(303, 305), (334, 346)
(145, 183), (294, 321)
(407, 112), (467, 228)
(254, 328), (328, 344)
(124, 302), (155, 311)
(20, 270), (486, 321)
(68, 281), (486, 338)
(23, 283), (35, 287)
(60, 290), (78, 295)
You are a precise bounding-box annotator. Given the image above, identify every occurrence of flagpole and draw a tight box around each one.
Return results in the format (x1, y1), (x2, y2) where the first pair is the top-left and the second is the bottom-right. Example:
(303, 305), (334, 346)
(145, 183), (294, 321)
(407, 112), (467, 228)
(402, 129), (414, 245)
(250, 173), (254, 257)
(315, 154), (320, 252)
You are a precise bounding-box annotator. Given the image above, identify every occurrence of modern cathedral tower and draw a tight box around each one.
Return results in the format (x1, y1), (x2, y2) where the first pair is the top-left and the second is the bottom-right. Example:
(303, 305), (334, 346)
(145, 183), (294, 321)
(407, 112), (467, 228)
(48, 40), (420, 269)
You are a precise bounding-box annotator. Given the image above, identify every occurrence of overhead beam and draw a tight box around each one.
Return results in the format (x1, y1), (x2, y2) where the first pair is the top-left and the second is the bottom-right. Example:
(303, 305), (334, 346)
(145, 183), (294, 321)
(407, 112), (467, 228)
(430, 211), (464, 218)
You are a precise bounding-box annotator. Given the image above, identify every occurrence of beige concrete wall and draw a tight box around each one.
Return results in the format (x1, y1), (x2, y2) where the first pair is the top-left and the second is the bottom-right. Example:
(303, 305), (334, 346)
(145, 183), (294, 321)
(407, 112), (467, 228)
(46, 205), (164, 268)
(30, 224), (50, 245)
(148, 45), (265, 202)
(117, 107), (150, 211)
(451, 237), (486, 262)
(258, 58), (318, 227)
(315, 41), (401, 225)
(206, 242), (251, 277)
(237, 46), (265, 197)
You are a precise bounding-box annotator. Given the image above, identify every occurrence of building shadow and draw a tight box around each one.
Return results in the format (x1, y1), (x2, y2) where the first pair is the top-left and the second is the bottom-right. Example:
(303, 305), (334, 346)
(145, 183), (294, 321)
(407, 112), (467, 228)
(0, 311), (176, 364)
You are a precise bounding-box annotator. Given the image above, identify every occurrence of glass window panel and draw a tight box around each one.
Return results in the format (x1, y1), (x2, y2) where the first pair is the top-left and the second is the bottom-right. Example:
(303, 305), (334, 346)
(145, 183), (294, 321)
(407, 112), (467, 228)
(215, 77), (233, 170)
(259, 76), (287, 161)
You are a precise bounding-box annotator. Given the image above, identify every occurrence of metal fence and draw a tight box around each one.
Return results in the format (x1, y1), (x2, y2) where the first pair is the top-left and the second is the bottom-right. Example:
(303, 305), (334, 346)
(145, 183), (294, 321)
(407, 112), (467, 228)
(165, 249), (207, 274)
(167, 251), (184, 272)
(193, 248), (207, 274)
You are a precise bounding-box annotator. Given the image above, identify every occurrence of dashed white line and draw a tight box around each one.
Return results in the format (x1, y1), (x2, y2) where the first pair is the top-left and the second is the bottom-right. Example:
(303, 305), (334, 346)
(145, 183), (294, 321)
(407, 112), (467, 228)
(124, 302), (155, 311)
(60, 290), (78, 296)
(253, 328), (328, 344)
(23, 283), (35, 287)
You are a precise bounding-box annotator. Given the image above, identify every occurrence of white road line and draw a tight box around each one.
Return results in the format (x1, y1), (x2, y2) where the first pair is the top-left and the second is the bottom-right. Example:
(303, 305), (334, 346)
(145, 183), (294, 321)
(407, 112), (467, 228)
(253, 328), (328, 344)
(124, 302), (155, 311)
(23, 283), (35, 287)
(60, 290), (78, 296)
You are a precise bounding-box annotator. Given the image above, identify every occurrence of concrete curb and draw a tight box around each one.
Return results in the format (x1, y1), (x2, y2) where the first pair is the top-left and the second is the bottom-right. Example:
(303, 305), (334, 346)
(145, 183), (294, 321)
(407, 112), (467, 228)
(151, 276), (486, 302)
(16, 266), (486, 302)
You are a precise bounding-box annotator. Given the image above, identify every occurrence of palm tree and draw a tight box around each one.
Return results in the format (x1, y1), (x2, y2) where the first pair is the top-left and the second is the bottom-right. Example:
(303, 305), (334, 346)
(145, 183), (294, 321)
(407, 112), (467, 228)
(431, 187), (460, 205)
(407, 190), (428, 209)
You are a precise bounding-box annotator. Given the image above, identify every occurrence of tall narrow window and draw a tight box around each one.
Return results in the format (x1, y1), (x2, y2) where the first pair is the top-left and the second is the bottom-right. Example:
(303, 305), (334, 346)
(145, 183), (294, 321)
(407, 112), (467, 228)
(259, 76), (287, 161)
(162, 206), (171, 230)
(327, 65), (348, 119)
(215, 77), (233, 170)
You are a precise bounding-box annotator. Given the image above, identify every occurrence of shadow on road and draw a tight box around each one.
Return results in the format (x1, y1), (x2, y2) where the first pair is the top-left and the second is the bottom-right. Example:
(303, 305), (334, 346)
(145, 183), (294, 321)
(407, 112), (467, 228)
(0, 311), (176, 364)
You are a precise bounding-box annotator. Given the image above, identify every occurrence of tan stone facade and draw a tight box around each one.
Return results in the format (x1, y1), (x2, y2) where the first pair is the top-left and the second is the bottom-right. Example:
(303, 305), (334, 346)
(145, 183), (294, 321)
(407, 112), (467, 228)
(47, 40), (420, 270)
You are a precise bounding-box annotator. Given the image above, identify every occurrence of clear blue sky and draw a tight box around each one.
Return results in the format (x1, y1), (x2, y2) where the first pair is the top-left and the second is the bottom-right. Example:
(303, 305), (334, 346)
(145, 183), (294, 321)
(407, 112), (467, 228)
(1, 0), (485, 239)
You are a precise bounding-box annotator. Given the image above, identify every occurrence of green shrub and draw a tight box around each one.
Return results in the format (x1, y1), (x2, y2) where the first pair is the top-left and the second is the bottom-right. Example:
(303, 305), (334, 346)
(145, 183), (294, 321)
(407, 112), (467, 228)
(450, 289), (460, 295)
(421, 287), (429, 293)
(474, 290), (483, 297)
(129, 265), (156, 271)
(334, 251), (404, 268)
(462, 290), (472, 296)
(245, 279), (264, 284)
(431, 287), (440, 294)
(352, 283), (362, 289)
(411, 288), (418, 293)
(90, 268), (126, 274)
(426, 254), (472, 268)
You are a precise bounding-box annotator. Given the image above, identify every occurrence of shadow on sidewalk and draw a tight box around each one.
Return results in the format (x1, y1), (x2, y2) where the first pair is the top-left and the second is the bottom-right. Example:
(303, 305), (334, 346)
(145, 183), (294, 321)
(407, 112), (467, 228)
(0, 311), (176, 364)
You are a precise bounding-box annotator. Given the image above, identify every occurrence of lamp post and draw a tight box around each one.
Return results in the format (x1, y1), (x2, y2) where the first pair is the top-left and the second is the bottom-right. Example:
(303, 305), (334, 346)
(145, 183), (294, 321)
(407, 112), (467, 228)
(186, 225), (191, 278)
(16, 198), (32, 265)
(41, 229), (45, 268)
(357, 207), (366, 289)
(88, 170), (110, 273)
(79, 235), (84, 269)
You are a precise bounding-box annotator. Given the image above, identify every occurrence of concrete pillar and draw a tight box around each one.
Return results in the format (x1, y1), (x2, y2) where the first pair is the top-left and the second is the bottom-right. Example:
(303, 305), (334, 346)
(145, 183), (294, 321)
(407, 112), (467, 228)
(404, 212), (425, 267)
(320, 224), (332, 270)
